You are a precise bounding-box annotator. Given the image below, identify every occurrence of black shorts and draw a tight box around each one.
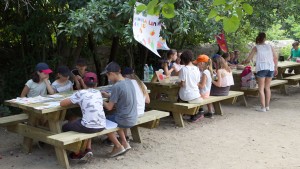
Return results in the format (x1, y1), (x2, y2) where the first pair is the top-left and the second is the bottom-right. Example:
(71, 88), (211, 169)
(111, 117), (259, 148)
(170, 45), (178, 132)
(62, 119), (104, 133)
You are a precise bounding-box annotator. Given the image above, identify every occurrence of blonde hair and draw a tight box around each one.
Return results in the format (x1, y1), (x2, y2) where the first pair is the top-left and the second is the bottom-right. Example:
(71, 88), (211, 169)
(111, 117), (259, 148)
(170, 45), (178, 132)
(125, 74), (147, 96)
(202, 59), (213, 79)
(215, 56), (231, 73)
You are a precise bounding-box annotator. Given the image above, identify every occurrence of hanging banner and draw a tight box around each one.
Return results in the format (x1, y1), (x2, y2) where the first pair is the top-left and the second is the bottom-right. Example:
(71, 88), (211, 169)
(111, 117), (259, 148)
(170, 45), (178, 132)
(133, 3), (161, 57)
(215, 33), (228, 53)
(157, 37), (170, 50)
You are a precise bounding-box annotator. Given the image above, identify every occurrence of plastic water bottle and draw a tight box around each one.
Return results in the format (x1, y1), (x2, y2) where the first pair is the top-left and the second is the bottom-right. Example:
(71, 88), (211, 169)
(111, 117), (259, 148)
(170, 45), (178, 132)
(144, 64), (149, 82)
(249, 74), (256, 88)
(148, 65), (154, 81)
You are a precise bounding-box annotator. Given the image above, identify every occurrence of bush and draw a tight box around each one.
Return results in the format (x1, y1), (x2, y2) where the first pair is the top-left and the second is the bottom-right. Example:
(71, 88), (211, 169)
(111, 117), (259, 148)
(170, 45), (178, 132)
(279, 46), (291, 60)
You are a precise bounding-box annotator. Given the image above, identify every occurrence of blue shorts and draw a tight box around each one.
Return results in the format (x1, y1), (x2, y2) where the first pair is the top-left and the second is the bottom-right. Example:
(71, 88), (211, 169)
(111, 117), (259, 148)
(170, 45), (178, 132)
(106, 114), (133, 129)
(256, 70), (274, 78)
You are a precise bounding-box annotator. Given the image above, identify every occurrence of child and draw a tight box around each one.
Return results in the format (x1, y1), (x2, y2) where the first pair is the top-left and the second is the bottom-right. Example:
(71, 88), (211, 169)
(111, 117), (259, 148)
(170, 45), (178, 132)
(60, 72), (105, 161)
(51, 65), (73, 93)
(21, 62), (55, 97)
(162, 49), (177, 76)
(206, 56), (234, 118)
(122, 67), (150, 117)
(178, 50), (203, 122)
(72, 58), (88, 90)
(287, 41), (300, 73)
(172, 51), (183, 76)
(101, 62), (137, 157)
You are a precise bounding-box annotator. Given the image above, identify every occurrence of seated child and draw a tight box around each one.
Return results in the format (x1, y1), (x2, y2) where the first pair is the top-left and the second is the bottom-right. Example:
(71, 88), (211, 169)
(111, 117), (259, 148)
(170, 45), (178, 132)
(193, 55), (213, 119)
(72, 58), (88, 90)
(51, 65), (73, 93)
(206, 56), (234, 118)
(101, 62), (137, 158)
(60, 72), (105, 161)
(21, 62), (55, 97)
(178, 50), (203, 122)
(172, 51), (184, 76)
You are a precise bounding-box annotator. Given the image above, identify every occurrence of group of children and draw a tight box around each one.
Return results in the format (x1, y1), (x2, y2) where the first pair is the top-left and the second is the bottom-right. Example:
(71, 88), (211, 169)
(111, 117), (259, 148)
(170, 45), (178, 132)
(162, 49), (234, 122)
(20, 59), (150, 162)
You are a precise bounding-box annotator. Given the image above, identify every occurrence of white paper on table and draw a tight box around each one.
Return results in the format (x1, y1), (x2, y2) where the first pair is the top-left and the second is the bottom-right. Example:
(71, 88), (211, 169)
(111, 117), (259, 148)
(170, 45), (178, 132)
(105, 119), (118, 129)
(48, 94), (64, 98)
(9, 96), (53, 104)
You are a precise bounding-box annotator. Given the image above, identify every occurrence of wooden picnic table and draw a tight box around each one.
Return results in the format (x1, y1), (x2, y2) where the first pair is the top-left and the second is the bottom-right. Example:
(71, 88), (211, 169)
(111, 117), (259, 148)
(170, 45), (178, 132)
(3, 86), (110, 169)
(277, 61), (300, 79)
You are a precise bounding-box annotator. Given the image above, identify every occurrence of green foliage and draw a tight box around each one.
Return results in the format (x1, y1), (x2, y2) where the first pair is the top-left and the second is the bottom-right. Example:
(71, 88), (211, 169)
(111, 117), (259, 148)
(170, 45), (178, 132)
(136, 0), (176, 18)
(279, 45), (291, 59)
(208, 0), (253, 33)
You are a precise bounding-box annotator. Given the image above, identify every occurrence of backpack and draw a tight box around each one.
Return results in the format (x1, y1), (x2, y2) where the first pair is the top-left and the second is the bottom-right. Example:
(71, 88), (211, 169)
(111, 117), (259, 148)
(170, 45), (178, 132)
(241, 66), (253, 88)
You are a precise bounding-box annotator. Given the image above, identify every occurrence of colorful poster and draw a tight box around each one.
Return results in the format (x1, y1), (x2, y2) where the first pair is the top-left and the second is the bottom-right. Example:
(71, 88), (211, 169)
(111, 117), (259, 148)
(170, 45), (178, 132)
(215, 33), (228, 53)
(157, 37), (170, 50)
(133, 3), (162, 57)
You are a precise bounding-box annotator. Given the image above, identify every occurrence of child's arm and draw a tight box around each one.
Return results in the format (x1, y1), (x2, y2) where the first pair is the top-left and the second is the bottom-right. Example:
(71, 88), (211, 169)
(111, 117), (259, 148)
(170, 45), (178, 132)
(212, 70), (222, 87)
(163, 62), (174, 76)
(20, 85), (30, 97)
(198, 74), (207, 89)
(60, 98), (73, 107)
(44, 79), (55, 95)
(145, 92), (150, 104)
(77, 75), (88, 89)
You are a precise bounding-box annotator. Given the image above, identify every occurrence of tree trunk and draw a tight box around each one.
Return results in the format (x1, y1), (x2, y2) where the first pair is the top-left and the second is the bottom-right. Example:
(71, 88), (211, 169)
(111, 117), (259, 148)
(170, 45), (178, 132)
(88, 34), (101, 85)
(108, 36), (119, 62)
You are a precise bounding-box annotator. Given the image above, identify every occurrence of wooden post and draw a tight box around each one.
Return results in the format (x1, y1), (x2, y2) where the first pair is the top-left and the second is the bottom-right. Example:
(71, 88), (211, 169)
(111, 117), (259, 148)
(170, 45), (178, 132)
(213, 102), (223, 115)
(22, 114), (37, 153)
(130, 126), (142, 143)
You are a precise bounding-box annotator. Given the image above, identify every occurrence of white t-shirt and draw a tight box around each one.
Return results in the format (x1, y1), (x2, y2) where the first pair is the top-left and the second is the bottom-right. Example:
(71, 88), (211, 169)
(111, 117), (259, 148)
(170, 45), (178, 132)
(173, 63), (184, 72)
(200, 69), (212, 95)
(69, 88), (106, 129)
(51, 80), (73, 93)
(178, 65), (200, 101)
(25, 79), (50, 97)
(255, 44), (275, 72)
(130, 79), (146, 117)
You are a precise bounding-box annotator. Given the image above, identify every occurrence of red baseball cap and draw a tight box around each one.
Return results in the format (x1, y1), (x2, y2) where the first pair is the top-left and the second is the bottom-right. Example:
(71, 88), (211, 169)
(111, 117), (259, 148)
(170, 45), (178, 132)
(83, 72), (98, 85)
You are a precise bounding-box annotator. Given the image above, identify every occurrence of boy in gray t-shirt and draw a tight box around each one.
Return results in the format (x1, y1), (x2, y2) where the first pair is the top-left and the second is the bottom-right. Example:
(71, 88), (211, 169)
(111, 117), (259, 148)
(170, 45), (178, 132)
(101, 62), (137, 158)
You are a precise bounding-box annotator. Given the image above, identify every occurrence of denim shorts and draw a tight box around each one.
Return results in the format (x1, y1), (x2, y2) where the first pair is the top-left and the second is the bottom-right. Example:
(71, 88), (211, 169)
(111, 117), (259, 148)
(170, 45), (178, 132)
(256, 70), (274, 78)
(106, 114), (133, 129)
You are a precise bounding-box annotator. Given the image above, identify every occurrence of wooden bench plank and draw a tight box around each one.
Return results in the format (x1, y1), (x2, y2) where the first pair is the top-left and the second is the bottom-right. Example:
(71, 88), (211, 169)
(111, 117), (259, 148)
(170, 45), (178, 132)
(241, 79), (287, 91)
(172, 91), (246, 127)
(174, 91), (245, 109)
(47, 110), (169, 147)
(284, 74), (300, 85)
(0, 114), (28, 127)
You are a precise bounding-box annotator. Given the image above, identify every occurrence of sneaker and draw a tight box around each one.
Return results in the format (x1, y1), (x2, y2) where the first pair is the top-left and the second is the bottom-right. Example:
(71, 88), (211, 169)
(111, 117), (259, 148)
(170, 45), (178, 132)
(103, 138), (114, 147)
(188, 113), (204, 122)
(79, 151), (93, 163)
(108, 146), (126, 158)
(123, 142), (132, 151)
(256, 107), (266, 112)
(204, 112), (213, 118)
(266, 107), (270, 111)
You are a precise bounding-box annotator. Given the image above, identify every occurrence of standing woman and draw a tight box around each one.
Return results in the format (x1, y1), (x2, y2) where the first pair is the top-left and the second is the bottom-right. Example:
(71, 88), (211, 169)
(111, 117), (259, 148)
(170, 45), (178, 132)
(243, 32), (278, 112)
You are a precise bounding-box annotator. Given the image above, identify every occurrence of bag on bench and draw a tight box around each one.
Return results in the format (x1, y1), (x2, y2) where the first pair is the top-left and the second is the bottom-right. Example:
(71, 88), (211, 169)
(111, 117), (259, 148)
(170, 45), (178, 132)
(241, 66), (254, 88)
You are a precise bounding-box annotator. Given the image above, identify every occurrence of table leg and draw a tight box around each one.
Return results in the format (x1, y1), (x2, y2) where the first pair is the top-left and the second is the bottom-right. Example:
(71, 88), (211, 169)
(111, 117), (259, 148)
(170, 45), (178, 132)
(213, 102), (223, 115)
(172, 111), (184, 127)
(277, 68), (286, 79)
(48, 111), (69, 169)
(23, 115), (37, 153)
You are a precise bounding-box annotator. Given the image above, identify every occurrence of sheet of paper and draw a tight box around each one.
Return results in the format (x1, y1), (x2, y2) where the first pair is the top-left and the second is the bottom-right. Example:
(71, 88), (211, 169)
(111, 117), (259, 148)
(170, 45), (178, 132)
(105, 119), (118, 129)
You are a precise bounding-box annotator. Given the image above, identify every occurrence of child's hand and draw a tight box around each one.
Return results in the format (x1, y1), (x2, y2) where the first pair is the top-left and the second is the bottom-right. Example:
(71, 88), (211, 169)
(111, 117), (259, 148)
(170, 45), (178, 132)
(101, 91), (110, 98)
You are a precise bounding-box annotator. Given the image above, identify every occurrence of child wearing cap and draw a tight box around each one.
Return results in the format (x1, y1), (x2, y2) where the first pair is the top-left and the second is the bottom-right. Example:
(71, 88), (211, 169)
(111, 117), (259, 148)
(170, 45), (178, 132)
(101, 62), (137, 158)
(72, 58), (88, 90)
(193, 55), (214, 120)
(51, 65), (73, 93)
(60, 72), (105, 162)
(21, 62), (55, 97)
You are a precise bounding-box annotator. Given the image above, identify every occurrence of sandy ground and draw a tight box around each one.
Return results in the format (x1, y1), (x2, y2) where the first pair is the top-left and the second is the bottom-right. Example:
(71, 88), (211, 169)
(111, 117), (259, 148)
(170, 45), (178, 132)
(1, 85), (300, 169)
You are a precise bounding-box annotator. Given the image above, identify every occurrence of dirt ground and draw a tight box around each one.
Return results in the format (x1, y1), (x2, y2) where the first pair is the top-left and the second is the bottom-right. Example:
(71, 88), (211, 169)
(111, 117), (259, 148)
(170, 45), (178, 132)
(1, 85), (300, 169)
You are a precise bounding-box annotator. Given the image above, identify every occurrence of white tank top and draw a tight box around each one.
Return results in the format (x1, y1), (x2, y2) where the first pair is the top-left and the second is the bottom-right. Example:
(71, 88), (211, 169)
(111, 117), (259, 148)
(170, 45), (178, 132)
(255, 44), (275, 72)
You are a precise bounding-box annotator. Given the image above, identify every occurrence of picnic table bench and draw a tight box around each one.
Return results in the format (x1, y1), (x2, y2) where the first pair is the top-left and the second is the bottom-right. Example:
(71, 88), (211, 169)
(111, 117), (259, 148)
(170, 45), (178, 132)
(0, 114), (28, 127)
(172, 91), (247, 127)
(240, 79), (288, 96)
(283, 74), (300, 85)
